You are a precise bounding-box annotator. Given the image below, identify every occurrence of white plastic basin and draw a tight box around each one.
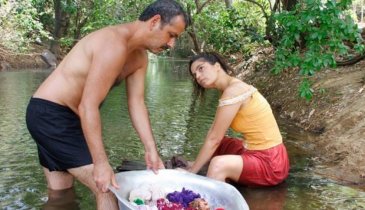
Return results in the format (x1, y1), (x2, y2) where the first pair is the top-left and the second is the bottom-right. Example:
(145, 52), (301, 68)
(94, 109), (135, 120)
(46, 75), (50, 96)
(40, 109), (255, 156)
(110, 169), (249, 210)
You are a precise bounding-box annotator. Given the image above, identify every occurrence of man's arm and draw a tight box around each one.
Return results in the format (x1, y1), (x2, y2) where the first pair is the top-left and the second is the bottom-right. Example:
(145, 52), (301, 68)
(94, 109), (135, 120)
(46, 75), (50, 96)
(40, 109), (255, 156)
(126, 55), (164, 172)
(78, 33), (127, 192)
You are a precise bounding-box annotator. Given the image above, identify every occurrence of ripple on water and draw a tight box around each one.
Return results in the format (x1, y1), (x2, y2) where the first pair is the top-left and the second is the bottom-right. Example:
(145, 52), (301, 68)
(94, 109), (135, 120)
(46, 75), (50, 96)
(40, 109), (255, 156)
(2, 68), (365, 210)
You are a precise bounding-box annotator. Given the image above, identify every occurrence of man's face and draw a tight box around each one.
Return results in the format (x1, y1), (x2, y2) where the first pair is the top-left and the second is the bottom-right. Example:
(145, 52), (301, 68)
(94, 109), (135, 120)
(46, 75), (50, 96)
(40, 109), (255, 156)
(148, 15), (186, 54)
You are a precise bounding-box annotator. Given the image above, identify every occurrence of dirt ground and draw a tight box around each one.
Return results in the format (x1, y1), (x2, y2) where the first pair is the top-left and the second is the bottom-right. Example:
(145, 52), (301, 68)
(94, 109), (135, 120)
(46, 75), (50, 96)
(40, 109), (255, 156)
(233, 47), (365, 186)
(0, 44), (48, 70)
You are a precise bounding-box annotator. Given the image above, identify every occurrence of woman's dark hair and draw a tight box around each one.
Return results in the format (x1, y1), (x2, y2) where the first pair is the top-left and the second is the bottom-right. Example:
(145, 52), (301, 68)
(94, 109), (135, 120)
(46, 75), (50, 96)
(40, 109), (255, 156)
(188, 52), (233, 100)
(139, 0), (190, 29)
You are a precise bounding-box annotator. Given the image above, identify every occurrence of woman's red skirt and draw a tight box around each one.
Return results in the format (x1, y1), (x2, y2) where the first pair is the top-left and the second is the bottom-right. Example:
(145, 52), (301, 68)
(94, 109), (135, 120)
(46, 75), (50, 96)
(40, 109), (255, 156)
(213, 136), (290, 187)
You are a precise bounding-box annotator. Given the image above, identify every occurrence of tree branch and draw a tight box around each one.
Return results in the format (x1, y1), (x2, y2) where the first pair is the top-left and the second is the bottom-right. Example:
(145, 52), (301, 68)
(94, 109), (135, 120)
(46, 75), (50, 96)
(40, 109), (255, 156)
(195, 0), (214, 14)
(273, 0), (281, 12)
(244, 0), (269, 22)
(267, 0), (273, 11)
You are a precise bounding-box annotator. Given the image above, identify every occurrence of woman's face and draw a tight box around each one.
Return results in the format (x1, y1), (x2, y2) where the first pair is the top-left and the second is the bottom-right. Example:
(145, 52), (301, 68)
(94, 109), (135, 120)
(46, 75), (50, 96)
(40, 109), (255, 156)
(190, 59), (219, 88)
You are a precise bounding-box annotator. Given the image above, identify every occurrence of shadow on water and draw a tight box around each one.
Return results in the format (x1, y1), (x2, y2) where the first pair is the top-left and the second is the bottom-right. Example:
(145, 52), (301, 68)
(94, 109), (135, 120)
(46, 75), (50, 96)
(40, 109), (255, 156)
(0, 59), (365, 209)
(42, 188), (80, 210)
(236, 182), (288, 210)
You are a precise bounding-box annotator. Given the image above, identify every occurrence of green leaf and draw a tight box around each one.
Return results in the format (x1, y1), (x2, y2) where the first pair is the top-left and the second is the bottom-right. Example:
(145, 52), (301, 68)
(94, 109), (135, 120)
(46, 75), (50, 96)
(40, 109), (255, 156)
(273, 0), (358, 101)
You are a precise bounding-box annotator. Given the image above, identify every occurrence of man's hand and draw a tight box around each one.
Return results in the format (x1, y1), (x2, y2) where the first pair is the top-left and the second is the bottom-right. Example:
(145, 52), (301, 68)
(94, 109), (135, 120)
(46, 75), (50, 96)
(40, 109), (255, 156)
(93, 162), (119, 192)
(145, 150), (165, 174)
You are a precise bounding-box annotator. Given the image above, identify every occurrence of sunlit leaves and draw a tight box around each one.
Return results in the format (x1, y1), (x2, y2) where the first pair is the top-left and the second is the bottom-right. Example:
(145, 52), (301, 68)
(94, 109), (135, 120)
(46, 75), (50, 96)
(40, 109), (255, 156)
(191, 0), (268, 55)
(0, 0), (51, 51)
(273, 0), (364, 100)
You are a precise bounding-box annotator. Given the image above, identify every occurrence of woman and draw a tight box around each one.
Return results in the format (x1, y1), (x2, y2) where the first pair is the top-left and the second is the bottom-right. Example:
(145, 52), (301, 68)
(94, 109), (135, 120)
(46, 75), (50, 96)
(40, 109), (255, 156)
(187, 52), (289, 186)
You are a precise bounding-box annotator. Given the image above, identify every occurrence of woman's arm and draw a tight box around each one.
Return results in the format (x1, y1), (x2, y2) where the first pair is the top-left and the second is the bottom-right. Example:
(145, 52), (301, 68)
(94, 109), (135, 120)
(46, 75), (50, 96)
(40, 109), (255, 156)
(189, 86), (248, 174)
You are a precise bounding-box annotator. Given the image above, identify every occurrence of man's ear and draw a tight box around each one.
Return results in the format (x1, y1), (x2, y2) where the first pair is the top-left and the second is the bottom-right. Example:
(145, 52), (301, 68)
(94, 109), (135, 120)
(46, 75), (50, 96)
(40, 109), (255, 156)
(214, 62), (221, 70)
(149, 14), (161, 30)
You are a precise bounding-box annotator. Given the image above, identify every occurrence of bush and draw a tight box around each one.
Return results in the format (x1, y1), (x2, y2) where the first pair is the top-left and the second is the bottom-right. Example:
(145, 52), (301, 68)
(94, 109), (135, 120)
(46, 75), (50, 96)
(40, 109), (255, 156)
(273, 0), (364, 100)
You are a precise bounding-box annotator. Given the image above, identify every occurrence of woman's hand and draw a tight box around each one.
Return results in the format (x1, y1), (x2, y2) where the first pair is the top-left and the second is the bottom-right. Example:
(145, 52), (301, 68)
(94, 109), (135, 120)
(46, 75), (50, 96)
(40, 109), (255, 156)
(186, 161), (198, 173)
(174, 160), (195, 173)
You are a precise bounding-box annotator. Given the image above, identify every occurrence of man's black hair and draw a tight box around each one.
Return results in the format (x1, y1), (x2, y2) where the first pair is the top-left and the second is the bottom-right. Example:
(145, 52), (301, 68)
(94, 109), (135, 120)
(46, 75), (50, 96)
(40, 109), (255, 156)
(139, 0), (190, 29)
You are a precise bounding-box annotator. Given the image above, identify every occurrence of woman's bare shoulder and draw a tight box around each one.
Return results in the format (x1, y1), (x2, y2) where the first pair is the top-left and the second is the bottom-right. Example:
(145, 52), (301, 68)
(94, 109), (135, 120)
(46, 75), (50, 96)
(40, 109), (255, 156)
(222, 79), (252, 99)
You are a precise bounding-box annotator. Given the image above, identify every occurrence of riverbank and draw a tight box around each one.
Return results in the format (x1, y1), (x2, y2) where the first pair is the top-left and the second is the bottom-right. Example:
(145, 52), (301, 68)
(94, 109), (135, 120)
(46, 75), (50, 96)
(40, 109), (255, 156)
(0, 44), (47, 71)
(234, 47), (365, 186)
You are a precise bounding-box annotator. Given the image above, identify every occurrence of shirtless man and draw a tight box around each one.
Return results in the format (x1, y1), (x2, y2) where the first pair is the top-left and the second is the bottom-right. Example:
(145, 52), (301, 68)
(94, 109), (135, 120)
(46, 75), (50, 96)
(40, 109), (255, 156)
(25, 0), (189, 209)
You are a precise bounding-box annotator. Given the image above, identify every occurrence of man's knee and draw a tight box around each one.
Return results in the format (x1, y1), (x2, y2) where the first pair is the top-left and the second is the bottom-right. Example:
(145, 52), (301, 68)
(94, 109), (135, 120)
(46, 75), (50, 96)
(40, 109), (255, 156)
(67, 164), (99, 193)
(95, 191), (116, 199)
(43, 168), (74, 190)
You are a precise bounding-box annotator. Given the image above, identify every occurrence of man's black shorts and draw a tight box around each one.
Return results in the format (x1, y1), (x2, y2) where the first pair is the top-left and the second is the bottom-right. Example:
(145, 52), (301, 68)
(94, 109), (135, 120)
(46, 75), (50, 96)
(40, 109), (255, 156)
(26, 97), (92, 171)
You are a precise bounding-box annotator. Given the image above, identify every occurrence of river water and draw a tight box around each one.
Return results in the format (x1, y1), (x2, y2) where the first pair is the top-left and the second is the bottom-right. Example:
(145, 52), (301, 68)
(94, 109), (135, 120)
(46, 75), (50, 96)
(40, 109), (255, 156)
(0, 58), (364, 209)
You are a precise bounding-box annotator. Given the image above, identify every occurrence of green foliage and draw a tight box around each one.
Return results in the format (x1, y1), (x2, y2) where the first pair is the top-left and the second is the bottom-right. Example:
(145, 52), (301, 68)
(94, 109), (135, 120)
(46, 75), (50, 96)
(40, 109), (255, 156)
(273, 0), (364, 100)
(191, 0), (269, 55)
(79, 0), (153, 35)
(0, 0), (51, 52)
(30, 0), (152, 49)
(31, 0), (53, 32)
(59, 37), (74, 48)
(85, 0), (151, 29)
(299, 78), (313, 101)
(82, 0), (121, 33)
(3, 0), (269, 57)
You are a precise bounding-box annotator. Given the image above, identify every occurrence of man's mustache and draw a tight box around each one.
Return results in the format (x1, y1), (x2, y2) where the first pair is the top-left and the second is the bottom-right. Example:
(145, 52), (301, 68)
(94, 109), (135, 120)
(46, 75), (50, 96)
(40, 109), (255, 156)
(161, 45), (170, 50)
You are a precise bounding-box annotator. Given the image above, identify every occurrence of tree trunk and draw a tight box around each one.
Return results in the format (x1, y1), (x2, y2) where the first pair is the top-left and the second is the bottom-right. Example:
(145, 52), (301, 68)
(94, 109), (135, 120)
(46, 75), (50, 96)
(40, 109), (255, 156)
(224, 0), (233, 8)
(72, 12), (88, 46)
(336, 54), (365, 66)
(282, 0), (297, 11)
(188, 30), (201, 53)
(72, 1), (93, 47)
(265, 0), (298, 46)
(186, 0), (216, 53)
(186, 4), (201, 53)
(50, 0), (70, 58)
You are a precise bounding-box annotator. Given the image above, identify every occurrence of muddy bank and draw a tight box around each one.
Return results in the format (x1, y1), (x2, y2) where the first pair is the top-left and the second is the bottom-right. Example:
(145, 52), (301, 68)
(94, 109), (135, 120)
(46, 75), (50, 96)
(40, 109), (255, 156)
(0, 45), (48, 71)
(234, 47), (365, 185)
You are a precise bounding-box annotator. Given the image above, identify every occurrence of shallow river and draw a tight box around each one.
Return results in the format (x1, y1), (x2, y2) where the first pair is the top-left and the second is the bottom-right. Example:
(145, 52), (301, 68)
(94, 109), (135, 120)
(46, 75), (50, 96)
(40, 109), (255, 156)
(0, 58), (364, 209)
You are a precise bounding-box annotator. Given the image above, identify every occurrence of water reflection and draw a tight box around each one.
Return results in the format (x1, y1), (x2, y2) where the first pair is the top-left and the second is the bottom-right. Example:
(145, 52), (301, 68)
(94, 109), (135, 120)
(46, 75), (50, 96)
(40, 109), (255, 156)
(238, 183), (288, 210)
(0, 61), (365, 209)
(42, 187), (79, 210)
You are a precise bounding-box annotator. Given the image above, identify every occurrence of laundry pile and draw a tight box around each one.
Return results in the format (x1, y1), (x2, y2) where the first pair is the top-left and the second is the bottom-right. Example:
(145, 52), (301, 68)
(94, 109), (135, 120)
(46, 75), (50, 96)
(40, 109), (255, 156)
(128, 185), (224, 210)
